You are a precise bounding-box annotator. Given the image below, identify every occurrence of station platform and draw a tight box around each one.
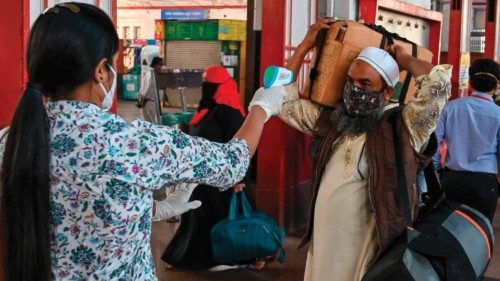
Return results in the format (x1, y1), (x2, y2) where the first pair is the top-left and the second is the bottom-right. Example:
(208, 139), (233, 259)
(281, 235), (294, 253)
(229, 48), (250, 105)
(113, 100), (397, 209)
(117, 99), (500, 281)
(149, 204), (500, 281)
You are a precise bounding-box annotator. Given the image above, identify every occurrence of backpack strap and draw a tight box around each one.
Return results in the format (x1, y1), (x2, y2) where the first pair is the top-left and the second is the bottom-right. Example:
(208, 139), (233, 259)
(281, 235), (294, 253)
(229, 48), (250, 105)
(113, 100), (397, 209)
(388, 110), (416, 242)
(391, 114), (413, 228)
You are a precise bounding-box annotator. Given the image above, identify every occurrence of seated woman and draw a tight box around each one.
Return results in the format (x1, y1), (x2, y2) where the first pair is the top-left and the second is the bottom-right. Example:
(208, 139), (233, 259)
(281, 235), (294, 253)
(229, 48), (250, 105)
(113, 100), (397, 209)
(161, 66), (273, 271)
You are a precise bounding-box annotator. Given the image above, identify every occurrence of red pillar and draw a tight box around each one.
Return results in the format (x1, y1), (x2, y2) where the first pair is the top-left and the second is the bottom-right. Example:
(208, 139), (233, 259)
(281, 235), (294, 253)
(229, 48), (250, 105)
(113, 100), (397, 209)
(256, 0), (312, 231)
(429, 21), (442, 65)
(257, 0), (286, 225)
(484, 0), (497, 59)
(358, 0), (378, 23)
(0, 1), (118, 126)
(447, 0), (463, 100)
(0, 0), (29, 128)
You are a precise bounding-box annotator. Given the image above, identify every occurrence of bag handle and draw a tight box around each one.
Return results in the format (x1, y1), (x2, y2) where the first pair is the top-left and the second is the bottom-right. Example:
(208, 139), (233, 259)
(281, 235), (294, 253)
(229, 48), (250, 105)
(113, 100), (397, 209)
(228, 192), (253, 220)
(272, 231), (286, 263)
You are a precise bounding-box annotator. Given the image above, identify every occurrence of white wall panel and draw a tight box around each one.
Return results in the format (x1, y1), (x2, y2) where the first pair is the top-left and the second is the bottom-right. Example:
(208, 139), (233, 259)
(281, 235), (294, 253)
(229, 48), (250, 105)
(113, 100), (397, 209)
(285, 0), (317, 90)
(290, 0), (310, 46)
(377, 9), (430, 47)
(333, 0), (357, 20)
(399, 0), (431, 9)
(33, 0), (113, 29)
(30, 0), (44, 26)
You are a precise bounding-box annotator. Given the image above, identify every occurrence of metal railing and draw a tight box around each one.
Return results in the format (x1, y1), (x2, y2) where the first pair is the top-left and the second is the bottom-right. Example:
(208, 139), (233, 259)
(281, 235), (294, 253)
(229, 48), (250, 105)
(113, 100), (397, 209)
(470, 29), (486, 53)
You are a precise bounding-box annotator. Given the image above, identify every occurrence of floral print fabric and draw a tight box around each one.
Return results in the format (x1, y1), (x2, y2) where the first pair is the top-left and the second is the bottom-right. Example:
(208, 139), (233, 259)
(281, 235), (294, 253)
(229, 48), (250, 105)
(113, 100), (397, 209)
(402, 65), (452, 151)
(0, 100), (249, 280)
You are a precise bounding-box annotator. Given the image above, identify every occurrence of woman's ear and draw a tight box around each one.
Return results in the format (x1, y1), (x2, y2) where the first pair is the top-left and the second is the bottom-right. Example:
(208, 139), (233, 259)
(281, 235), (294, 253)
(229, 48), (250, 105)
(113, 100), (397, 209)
(93, 58), (109, 84)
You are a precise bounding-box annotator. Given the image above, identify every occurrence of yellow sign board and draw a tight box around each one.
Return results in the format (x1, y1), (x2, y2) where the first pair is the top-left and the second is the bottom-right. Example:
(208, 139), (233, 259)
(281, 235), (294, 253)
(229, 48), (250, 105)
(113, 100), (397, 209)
(459, 52), (470, 90)
(218, 19), (247, 41)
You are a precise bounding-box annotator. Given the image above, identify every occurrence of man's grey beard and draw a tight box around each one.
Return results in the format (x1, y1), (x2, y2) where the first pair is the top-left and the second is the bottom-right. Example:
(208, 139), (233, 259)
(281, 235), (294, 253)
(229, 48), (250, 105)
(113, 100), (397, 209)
(330, 103), (386, 135)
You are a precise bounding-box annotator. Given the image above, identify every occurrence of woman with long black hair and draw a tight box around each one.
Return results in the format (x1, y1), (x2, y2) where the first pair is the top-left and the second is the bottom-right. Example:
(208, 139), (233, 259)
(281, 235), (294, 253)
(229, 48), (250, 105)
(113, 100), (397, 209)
(0, 3), (285, 280)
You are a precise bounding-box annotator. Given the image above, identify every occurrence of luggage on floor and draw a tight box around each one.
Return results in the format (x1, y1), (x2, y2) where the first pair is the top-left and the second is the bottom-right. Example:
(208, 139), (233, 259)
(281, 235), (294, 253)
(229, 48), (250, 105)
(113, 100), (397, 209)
(211, 192), (285, 264)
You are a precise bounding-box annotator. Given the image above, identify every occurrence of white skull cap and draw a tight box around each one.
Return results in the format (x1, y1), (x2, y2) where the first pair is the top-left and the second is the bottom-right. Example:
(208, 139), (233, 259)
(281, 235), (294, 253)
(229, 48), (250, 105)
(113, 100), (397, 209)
(355, 47), (400, 87)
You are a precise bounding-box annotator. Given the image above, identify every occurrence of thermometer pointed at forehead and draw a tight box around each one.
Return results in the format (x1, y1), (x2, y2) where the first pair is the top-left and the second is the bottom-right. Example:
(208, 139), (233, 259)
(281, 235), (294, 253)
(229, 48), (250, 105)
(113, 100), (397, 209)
(263, 66), (294, 88)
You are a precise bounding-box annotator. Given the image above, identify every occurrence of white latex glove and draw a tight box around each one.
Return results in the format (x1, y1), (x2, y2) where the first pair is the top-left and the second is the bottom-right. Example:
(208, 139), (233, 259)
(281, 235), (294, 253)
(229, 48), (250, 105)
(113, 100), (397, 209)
(153, 183), (201, 221)
(248, 86), (287, 121)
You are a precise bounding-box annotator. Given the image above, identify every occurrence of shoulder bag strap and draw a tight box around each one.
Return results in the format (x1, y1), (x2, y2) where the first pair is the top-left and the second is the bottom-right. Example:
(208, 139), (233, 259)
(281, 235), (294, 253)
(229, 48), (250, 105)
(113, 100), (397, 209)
(391, 114), (413, 229)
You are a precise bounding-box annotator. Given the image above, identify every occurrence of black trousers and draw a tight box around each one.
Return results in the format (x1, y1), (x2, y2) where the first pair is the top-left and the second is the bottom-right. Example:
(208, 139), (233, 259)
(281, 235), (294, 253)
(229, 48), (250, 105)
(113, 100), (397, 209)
(441, 169), (498, 222)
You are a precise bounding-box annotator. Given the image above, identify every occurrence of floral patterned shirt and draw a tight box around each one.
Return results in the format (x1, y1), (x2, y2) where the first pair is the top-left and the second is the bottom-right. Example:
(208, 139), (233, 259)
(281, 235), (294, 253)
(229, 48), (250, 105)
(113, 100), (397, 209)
(278, 65), (452, 152)
(0, 101), (250, 280)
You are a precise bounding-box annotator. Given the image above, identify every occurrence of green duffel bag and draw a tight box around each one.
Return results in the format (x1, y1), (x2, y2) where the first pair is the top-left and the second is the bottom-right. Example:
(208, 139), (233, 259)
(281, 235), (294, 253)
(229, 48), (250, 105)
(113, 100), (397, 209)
(210, 192), (285, 264)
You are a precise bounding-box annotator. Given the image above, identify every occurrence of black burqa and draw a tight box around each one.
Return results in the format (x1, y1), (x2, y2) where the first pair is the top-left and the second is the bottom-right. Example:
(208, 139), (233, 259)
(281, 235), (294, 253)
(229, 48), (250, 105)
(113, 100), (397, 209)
(161, 82), (251, 269)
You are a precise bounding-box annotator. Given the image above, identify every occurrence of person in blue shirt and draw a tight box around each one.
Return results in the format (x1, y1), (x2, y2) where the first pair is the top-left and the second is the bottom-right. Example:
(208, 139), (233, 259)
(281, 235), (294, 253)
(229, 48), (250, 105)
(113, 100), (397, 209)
(433, 58), (500, 221)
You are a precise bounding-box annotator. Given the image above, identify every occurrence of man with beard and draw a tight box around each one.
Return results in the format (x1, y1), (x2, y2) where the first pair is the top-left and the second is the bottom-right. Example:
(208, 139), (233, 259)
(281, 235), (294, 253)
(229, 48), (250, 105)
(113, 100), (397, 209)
(276, 19), (452, 281)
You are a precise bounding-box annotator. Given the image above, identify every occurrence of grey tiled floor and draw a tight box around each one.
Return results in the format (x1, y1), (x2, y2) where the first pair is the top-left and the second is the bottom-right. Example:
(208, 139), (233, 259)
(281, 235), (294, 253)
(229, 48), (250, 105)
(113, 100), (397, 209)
(117, 99), (500, 281)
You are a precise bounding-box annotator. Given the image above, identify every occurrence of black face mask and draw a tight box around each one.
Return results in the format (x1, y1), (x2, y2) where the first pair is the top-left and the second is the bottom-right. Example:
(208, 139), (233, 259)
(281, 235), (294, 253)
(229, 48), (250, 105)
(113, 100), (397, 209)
(342, 81), (385, 118)
(198, 82), (219, 110)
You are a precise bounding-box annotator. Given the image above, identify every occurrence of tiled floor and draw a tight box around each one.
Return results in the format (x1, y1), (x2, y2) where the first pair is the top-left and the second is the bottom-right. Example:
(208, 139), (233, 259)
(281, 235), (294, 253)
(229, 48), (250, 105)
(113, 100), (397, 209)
(117, 99), (500, 281)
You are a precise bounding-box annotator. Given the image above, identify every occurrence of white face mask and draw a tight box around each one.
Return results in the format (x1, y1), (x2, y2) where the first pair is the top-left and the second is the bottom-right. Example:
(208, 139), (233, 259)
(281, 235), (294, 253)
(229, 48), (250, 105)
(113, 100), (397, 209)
(98, 65), (117, 111)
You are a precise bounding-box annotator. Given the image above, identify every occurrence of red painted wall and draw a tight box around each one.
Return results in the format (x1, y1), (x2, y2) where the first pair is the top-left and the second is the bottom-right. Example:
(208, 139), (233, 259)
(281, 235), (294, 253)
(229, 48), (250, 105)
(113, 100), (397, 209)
(0, 0), (29, 128)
